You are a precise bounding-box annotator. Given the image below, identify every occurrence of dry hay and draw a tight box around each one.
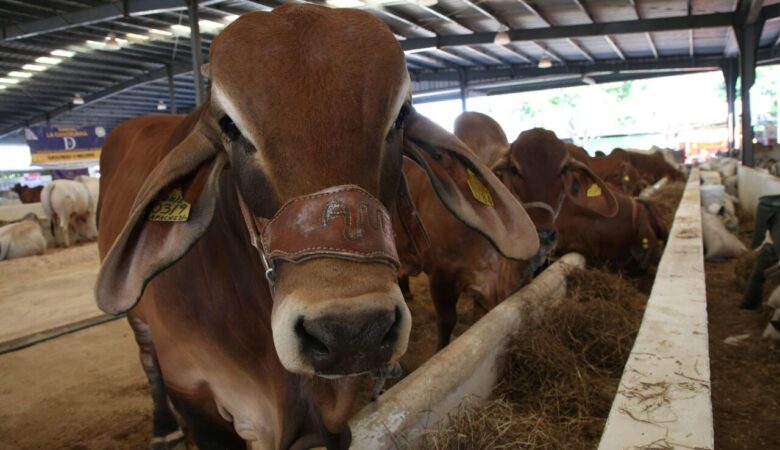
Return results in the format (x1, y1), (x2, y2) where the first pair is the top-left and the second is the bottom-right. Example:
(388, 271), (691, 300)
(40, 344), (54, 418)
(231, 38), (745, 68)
(649, 181), (685, 229)
(412, 268), (648, 450)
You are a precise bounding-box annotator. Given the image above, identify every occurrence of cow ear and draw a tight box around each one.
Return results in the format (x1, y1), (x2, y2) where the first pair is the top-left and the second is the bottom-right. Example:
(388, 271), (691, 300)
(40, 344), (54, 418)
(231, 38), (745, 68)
(402, 109), (539, 261)
(563, 160), (619, 218)
(95, 128), (225, 315)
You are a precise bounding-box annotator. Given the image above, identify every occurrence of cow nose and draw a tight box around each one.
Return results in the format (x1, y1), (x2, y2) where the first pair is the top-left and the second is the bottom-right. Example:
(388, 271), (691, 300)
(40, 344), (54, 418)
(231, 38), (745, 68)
(295, 307), (402, 375)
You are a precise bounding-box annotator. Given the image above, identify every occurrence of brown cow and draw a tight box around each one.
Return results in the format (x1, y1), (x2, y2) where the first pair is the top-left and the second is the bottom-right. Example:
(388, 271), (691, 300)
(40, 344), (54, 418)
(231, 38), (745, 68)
(618, 148), (684, 183)
(95, 6), (538, 450)
(11, 184), (43, 203)
(453, 111), (509, 169)
(555, 187), (668, 273)
(565, 143), (590, 164)
(565, 145), (644, 196)
(396, 118), (617, 349)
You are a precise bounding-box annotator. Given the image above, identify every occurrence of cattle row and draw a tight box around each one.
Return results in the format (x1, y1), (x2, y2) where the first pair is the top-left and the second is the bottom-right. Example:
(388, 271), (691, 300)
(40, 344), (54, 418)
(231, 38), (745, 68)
(0, 176), (99, 260)
(15, 6), (688, 449)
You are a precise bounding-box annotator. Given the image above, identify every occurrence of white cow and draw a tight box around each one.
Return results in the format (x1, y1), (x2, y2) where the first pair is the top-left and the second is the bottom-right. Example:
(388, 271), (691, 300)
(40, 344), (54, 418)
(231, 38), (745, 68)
(40, 179), (97, 247)
(0, 213), (46, 260)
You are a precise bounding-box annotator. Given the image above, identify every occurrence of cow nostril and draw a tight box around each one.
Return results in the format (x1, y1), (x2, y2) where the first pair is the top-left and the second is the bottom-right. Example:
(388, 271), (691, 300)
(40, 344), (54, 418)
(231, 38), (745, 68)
(380, 306), (402, 349)
(295, 317), (330, 357)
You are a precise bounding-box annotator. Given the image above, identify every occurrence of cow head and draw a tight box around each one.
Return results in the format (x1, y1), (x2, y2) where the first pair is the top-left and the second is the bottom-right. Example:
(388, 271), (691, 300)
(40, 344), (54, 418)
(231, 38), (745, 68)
(96, 4), (537, 387)
(495, 128), (619, 255)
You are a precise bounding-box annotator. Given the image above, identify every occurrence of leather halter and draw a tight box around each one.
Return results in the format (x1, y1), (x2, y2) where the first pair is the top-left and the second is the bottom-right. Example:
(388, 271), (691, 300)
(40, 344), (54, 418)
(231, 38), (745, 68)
(236, 184), (401, 286)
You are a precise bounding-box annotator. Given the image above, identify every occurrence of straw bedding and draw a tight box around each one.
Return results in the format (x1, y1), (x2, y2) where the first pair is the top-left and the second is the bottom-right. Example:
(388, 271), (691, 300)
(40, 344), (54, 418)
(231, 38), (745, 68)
(406, 182), (684, 450)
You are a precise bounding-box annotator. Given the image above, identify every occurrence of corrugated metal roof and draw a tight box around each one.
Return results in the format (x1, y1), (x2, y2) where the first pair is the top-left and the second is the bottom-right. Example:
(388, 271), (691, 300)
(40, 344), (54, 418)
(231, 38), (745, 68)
(0, 0), (778, 143)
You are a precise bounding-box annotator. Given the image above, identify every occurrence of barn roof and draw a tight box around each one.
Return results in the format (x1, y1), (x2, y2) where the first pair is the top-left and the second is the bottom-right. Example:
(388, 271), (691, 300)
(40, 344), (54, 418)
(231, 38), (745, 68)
(0, 0), (779, 142)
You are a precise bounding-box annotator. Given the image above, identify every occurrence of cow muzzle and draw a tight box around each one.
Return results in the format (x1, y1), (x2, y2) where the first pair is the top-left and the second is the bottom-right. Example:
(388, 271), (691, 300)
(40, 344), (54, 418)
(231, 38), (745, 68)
(237, 185), (412, 376)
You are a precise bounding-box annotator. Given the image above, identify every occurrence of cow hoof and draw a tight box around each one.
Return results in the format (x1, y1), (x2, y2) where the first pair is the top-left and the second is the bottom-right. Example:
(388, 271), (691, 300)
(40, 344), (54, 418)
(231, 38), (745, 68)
(150, 429), (186, 450)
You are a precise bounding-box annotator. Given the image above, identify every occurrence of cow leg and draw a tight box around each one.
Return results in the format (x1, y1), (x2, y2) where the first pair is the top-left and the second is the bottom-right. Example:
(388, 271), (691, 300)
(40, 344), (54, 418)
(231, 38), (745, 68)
(398, 275), (413, 302)
(128, 317), (185, 450)
(429, 273), (459, 349)
(59, 199), (74, 248)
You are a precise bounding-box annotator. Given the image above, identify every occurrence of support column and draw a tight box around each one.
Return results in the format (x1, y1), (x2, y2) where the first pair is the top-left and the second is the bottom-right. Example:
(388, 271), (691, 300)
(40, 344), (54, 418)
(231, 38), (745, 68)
(187, 0), (205, 105)
(166, 64), (177, 114)
(722, 59), (738, 156)
(736, 22), (764, 166)
(458, 69), (467, 112)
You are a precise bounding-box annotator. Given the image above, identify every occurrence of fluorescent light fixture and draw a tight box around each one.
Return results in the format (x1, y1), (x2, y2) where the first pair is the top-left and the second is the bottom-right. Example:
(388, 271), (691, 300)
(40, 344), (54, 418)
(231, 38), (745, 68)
(581, 76), (596, 85)
(125, 33), (149, 41)
(51, 49), (76, 57)
(326, 0), (364, 7)
(171, 24), (191, 34)
(0, 78), (20, 84)
(0, 85), (6, 90)
(72, 94), (85, 105)
(9, 71), (33, 78)
(35, 56), (62, 64)
(417, 0), (438, 5)
(494, 30), (510, 45)
(86, 40), (107, 49)
(538, 55), (552, 69)
(149, 28), (173, 36)
(22, 64), (48, 71)
(157, 100), (168, 111)
(199, 20), (224, 32)
(405, 46), (437, 54)
(224, 15), (239, 23)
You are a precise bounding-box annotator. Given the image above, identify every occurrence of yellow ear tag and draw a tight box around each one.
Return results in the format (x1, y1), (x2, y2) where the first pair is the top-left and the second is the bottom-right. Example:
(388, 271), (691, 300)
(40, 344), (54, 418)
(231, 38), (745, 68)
(466, 169), (494, 207)
(586, 183), (602, 198)
(623, 175), (630, 182)
(642, 237), (649, 249)
(149, 188), (191, 222)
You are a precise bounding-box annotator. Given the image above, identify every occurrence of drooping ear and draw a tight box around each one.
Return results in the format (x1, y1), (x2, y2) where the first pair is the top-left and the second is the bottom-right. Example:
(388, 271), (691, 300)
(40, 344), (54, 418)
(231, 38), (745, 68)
(563, 159), (619, 218)
(95, 127), (225, 315)
(402, 109), (539, 261)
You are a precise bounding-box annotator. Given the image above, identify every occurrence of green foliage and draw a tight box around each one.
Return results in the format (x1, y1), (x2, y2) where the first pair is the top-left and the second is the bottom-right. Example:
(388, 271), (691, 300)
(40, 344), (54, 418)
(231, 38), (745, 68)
(603, 80), (634, 101)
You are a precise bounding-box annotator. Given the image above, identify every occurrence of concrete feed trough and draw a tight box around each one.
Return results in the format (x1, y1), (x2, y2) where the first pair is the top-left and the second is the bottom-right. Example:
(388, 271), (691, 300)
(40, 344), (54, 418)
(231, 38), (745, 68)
(349, 170), (711, 449)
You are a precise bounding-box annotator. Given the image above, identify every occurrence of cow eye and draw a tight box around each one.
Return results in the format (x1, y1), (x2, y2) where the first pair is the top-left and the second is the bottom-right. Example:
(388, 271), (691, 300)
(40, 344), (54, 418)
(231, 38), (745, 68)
(219, 115), (242, 141)
(394, 103), (411, 129)
(510, 165), (520, 176)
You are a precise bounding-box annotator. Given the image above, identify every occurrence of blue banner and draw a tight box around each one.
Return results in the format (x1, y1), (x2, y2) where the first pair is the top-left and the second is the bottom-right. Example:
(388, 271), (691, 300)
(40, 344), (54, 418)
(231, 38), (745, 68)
(24, 126), (106, 167)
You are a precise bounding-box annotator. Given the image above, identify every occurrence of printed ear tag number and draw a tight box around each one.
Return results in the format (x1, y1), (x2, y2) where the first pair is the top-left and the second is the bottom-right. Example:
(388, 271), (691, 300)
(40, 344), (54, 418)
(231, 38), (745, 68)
(586, 183), (602, 198)
(466, 169), (494, 207)
(149, 188), (191, 222)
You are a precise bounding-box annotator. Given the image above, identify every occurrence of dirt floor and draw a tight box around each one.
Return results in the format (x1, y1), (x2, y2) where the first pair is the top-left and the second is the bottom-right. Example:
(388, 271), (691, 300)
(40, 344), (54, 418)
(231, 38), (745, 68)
(705, 219), (780, 450)
(0, 242), (104, 350)
(0, 320), (151, 450)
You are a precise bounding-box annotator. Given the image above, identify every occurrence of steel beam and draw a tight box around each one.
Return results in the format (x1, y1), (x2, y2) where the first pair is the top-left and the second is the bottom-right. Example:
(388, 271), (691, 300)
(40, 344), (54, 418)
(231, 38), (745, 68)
(188, 0), (206, 105)
(458, 69), (467, 112)
(737, 23), (763, 166)
(410, 55), (728, 83)
(1, 0), (223, 41)
(401, 12), (734, 51)
(166, 64), (178, 114)
(722, 58), (738, 155)
(0, 61), (192, 139)
(413, 70), (710, 103)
